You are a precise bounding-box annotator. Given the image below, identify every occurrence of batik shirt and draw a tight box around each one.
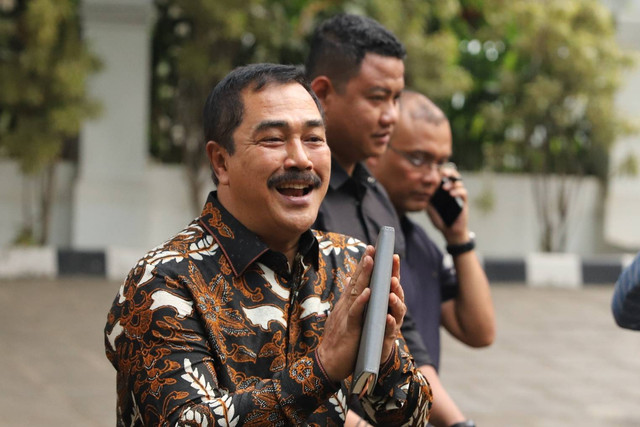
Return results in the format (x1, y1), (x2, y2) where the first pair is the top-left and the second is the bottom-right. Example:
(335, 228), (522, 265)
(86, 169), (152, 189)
(105, 191), (432, 426)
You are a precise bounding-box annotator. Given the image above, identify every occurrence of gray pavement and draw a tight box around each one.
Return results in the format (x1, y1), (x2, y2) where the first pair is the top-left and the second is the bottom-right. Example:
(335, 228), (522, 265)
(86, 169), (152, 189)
(439, 285), (640, 427)
(0, 279), (638, 426)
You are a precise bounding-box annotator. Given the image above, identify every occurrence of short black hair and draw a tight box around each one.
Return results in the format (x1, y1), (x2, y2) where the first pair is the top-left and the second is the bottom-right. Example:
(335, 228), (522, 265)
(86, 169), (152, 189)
(305, 13), (406, 90)
(203, 63), (323, 155)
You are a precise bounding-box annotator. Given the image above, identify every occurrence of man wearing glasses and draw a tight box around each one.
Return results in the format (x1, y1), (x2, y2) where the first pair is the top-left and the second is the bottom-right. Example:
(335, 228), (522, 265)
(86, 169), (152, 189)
(367, 90), (495, 427)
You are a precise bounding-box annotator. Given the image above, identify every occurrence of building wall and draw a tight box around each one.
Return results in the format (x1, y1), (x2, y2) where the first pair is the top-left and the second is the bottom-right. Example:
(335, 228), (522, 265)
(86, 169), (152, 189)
(409, 172), (616, 257)
(1, 0), (638, 256)
(0, 160), (76, 248)
(0, 159), (626, 256)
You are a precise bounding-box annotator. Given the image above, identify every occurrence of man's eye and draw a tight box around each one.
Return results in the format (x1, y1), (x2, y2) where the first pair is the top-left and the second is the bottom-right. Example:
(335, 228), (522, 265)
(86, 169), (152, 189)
(306, 135), (325, 145)
(409, 157), (424, 166)
(407, 154), (424, 165)
(262, 137), (284, 144)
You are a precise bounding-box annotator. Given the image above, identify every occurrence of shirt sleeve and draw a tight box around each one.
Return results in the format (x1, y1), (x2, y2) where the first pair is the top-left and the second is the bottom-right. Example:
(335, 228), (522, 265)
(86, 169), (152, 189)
(439, 250), (459, 302)
(358, 333), (433, 426)
(612, 252), (640, 330)
(104, 268), (340, 426)
(399, 309), (434, 367)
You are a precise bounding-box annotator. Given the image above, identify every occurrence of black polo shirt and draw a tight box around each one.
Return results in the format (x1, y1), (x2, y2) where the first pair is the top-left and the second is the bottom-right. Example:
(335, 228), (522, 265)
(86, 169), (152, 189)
(314, 158), (433, 367)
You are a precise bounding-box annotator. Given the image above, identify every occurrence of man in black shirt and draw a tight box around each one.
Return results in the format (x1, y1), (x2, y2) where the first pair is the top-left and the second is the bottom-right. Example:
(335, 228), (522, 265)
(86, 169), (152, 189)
(369, 90), (496, 426)
(306, 14), (446, 426)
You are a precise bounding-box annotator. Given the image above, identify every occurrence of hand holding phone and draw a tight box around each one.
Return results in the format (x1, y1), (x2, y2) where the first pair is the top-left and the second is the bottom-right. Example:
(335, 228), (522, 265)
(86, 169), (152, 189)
(430, 176), (464, 227)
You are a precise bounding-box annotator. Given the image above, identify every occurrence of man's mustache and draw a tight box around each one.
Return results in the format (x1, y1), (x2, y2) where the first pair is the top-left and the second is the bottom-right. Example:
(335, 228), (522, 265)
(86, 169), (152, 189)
(267, 170), (322, 189)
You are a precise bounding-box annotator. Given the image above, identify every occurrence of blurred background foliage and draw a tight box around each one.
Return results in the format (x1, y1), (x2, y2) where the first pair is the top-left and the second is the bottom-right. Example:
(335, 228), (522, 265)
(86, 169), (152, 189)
(150, 0), (635, 251)
(0, 0), (635, 249)
(151, 0), (634, 179)
(0, 0), (101, 244)
(0, 0), (100, 173)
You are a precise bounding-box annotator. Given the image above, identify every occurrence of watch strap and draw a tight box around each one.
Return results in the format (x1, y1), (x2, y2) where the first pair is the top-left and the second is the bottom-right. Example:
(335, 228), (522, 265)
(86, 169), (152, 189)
(446, 232), (476, 256)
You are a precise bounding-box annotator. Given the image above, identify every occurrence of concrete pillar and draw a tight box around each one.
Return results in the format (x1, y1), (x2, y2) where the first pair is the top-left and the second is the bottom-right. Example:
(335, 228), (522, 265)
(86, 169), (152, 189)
(604, 0), (640, 249)
(73, 0), (154, 249)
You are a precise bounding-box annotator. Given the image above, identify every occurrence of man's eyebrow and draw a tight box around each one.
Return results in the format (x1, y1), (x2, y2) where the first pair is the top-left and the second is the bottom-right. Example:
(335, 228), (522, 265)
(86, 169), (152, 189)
(304, 119), (324, 129)
(255, 120), (288, 132)
(255, 119), (324, 132)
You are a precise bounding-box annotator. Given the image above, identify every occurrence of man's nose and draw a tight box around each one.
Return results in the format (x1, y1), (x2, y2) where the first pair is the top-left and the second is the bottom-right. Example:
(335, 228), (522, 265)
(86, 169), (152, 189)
(380, 101), (399, 127)
(421, 165), (441, 185)
(284, 139), (313, 169)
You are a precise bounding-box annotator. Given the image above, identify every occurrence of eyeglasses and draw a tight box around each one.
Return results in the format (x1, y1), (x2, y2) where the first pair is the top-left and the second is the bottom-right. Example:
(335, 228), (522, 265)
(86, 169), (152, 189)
(387, 145), (455, 173)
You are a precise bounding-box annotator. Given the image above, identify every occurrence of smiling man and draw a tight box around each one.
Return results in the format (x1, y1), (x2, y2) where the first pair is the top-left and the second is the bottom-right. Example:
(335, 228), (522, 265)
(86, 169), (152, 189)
(104, 64), (431, 426)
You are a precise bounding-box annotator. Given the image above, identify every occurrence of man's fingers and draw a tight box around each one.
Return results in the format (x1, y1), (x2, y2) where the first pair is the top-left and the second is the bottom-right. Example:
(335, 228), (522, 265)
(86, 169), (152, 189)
(384, 312), (398, 343)
(449, 186), (467, 202)
(350, 249), (374, 298)
(349, 287), (370, 323)
(390, 276), (404, 304)
(388, 284), (406, 325)
(391, 254), (400, 281)
(349, 246), (374, 293)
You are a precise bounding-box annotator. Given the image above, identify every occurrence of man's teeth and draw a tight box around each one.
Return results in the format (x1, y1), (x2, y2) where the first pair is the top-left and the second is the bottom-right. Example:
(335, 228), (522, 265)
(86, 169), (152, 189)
(280, 183), (308, 189)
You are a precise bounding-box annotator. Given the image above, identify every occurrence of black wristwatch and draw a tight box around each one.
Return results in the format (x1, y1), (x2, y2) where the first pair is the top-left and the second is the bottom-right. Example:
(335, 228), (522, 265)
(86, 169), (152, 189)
(446, 231), (476, 256)
(449, 420), (476, 427)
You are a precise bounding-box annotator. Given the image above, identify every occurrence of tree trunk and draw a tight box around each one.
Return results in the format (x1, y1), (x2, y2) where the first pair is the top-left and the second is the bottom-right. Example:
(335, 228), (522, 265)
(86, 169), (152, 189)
(38, 161), (57, 245)
(184, 139), (206, 217)
(176, 79), (207, 217)
(16, 174), (36, 245)
(532, 174), (582, 253)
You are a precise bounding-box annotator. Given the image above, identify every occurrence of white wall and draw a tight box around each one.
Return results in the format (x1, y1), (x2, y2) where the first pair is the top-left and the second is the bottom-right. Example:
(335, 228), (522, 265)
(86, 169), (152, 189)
(1, 160), (629, 255)
(409, 172), (616, 257)
(603, 0), (640, 249)
(73, 0), (155, 249)
(0, 160), (76, 248)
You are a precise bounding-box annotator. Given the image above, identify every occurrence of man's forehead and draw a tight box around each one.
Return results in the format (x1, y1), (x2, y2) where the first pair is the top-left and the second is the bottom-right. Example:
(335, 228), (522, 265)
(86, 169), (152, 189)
(239, 83), (324, 129)
(242, 82), (319, 110)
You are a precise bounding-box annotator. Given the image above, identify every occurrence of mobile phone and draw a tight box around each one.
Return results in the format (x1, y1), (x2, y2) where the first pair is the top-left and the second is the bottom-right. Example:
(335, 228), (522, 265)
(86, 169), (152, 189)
(430, 177), (463, 227)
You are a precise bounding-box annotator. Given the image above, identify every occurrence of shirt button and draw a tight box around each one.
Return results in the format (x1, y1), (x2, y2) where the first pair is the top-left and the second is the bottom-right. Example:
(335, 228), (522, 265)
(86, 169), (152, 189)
(367, 177), (376, 184)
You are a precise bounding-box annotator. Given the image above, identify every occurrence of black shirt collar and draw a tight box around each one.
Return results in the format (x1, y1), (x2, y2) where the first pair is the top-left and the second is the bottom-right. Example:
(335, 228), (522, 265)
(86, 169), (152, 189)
(328, 157), (351, 190)
(198, 192), (319, 278)
(328, 158), (377, 198)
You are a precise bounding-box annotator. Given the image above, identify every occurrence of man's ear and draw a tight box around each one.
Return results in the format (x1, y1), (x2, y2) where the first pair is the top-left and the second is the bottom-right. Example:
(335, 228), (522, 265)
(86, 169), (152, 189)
(206, 140), (230, 185)
(310, 76), (333, 106)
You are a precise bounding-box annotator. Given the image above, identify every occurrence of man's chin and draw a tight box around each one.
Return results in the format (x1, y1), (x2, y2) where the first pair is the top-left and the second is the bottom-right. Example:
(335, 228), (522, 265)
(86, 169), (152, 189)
(279, 211), (317, 233)
(368, 145), (387, 158)
(407, 200), (429, 213)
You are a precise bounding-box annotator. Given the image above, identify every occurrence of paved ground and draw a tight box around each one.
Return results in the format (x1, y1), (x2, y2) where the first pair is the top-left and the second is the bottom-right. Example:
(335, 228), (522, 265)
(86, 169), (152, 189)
(439, 285), (640, 427)
(0, 279), (638, 426)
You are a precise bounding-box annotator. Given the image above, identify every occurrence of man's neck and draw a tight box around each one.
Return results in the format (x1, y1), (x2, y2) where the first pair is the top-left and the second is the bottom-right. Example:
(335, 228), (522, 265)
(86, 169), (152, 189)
(328, 147), (357, 176)
(271, 240), (299, 268)
(217, 189), (300, 266)
(333, 156), (356, 176)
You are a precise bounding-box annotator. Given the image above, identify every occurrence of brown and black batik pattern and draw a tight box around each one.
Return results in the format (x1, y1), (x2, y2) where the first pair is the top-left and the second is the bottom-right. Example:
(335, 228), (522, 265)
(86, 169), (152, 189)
(105, 192), (431, 426)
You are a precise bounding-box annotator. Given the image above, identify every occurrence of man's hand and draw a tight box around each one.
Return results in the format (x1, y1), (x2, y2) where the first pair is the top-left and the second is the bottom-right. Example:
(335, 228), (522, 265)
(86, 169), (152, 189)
(426, 169), (470, 245)
(382, 252), (404, 362)
(316, 246), (406, 382)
